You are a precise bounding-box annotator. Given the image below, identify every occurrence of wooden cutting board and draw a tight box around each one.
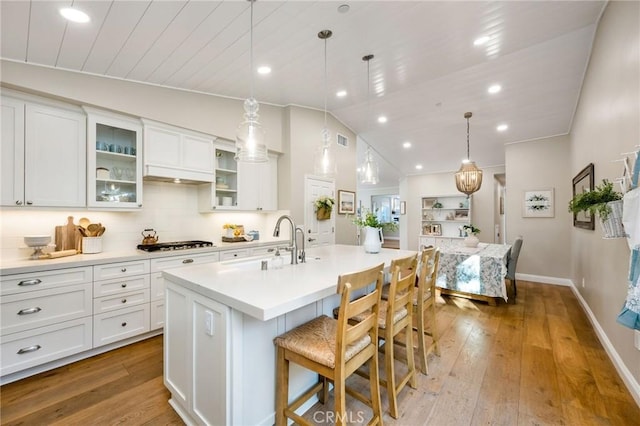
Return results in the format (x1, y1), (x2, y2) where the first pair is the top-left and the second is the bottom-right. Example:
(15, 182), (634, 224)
(55, 216), (80, 251)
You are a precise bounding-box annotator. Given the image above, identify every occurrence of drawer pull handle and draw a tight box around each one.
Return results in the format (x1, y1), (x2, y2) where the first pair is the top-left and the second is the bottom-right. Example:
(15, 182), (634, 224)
(121, 268), (127, 273)
(121, 283), (127, 288)
(17, 345), (41, 355)
(18, 307), (42, 315)
(121, 298), (127, 304)
(18, 279), (42, 286)
(121, 322), (127, 327)
(182, 259), (194, 264)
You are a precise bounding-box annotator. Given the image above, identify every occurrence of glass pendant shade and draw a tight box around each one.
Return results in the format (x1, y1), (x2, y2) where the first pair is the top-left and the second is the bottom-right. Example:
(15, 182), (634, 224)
(235, 0), (268, 163)
(314, 128), (337, 177)
(235, 97), (267, 162)
(360, 146), (379, 185)
(455, 160), (483, 195)
(455, 111), (482, 195)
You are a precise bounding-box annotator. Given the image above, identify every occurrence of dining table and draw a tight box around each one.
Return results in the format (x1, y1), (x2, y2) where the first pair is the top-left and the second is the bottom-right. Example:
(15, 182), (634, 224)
(436, 242), (512, 306)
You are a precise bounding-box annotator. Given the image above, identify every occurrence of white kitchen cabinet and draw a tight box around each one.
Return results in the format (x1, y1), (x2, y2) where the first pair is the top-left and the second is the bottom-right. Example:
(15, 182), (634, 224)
(92, 261), (151, 346)
(0, 266), (93, 377)
(199, 143), (278, 212)
(1, 93), (86, 208)
(149, 252), (220, 330)
(85, 107), (143, 209)
(142, 119), (215, 183)
(165, 281), (230, 426)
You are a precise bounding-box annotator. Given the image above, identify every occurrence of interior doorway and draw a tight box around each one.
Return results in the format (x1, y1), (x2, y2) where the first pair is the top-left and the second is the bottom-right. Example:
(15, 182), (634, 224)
(304, 176), (335, 247)
(371, 194), (400, 249)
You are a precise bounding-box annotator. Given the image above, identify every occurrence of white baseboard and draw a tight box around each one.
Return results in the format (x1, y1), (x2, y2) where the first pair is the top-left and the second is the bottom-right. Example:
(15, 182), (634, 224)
(517, 273), (572, 286)
(567, 280), (640, 407)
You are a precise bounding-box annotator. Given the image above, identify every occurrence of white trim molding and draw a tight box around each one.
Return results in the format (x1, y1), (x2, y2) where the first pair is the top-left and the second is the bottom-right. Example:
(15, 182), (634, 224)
(517, 273), (572, 286)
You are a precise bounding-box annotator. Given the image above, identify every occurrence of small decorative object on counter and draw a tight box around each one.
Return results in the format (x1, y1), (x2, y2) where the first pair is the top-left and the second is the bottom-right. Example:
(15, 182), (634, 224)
(141, 228), (159, 245)
(222, 224), (246, 242)
(82, 237), (102, 254)
(247, 230), (260, 240)
(314, 195), (335, 220)
(351, 209), (398, 253)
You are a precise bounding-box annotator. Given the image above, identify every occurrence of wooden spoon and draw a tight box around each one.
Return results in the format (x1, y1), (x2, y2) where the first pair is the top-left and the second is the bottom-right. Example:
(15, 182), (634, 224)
(87, 223), (100, 236)
(79, 217), (90, 229)
(96, 226), (106, 237)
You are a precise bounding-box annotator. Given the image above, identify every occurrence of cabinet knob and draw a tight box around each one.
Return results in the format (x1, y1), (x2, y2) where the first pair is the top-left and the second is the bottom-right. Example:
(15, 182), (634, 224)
(212, 206), (216, 209)
(138, 204), (142, 207)
(257, 207), (262, 211)
(15, 200), (22, 206)
(121, 268), (127, 272)
(26, 200), (33, 205)
(121, 298), (127, 304)
(121, 283), (127, 288)
(121, 322), (127, 327)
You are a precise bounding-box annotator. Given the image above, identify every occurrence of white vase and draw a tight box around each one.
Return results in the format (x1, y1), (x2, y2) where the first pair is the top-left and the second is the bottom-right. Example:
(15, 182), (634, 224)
(363, 226), (383, 253)
(464, 235), (479, 248)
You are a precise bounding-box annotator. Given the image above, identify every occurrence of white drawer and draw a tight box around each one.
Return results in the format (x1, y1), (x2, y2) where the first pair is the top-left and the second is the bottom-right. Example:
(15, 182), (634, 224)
(93, 275), (150, 298)
(250, 245), (278, 257)
(93, 289), (150, 314)
(150, 272), (165, 301)
(150, 252), (219, 273)
(1, 267), (92, 296)
(1, 317), (92, 376)
(93, 304), (150, 347)
(1, 283), (92, 336)
(219, 249), (250, 261)
(93, 260), (150, 281)
(150, 299), (164, 331)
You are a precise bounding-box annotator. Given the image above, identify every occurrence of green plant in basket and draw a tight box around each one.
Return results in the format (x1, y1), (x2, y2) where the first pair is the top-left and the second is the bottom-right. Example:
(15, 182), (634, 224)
(568, 179), (622, 220)
(462, 224), (480, 236)
(351, 209), (398, 232)
(314, 196), (335, 210)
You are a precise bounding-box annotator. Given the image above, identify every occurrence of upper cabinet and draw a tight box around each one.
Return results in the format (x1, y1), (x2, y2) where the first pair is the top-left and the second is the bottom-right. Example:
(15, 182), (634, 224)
(85, 107), (143, 209)
(198, 141), (278, 212)
(142, 120), (215, 183)
(1, 93), (86, 208)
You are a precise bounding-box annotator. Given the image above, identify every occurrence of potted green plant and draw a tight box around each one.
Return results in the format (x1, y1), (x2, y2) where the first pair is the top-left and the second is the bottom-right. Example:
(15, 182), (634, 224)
(568, 179), (624, 238)
(462, 224), (481, 248)
(314, 196), (335, 220)
(351, 209), (398, 253)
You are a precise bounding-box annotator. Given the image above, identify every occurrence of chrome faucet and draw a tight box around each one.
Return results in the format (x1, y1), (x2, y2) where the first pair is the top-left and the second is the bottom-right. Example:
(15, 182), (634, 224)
(273, 215), (298, 264)
(295, 226), (306, 263)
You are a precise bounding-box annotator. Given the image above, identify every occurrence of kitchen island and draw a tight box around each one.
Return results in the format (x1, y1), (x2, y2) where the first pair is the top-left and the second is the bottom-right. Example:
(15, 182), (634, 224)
(162, 244), (416, 426)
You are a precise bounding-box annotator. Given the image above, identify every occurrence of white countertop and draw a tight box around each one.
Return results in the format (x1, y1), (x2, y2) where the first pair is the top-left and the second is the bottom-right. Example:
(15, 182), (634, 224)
(0, 238), (288, 276)
(163, 244), (417, 321)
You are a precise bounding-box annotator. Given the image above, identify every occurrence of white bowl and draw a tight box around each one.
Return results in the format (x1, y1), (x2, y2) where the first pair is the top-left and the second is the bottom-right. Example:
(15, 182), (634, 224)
(24, 235), (51, 247)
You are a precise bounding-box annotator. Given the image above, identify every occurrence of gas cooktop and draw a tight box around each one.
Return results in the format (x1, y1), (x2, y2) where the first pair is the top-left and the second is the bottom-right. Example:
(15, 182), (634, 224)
(137, 240), (214, 252)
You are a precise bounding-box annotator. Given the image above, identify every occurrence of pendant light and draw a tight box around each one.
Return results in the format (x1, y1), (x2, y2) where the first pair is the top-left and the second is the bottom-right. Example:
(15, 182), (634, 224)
(313, 29), (337, 177)
(455, 112), (483, 195)
(235, 0), (268, 163)
(360, 54), (379, 185)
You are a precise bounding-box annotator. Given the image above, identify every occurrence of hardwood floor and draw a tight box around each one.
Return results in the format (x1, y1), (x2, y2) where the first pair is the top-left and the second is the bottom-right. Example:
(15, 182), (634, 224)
(2, 281), (638, 425)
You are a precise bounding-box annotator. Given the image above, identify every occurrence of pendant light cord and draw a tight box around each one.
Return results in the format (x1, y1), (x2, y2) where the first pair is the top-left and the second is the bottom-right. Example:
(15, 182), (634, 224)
(466, 116), (470, 160)
(323, 36), (328, 130)
(250, 0), (255, 99)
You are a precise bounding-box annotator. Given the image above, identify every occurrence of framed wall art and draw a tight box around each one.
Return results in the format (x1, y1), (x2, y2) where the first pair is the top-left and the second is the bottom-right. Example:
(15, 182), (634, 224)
(522, 188), (555, 218)
(338, 190), (356, 214)
(572, 163), (595, 229)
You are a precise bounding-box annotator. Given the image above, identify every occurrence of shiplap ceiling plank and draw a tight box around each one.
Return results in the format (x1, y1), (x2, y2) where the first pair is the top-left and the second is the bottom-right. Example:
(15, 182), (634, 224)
(0, 0), (608, 186)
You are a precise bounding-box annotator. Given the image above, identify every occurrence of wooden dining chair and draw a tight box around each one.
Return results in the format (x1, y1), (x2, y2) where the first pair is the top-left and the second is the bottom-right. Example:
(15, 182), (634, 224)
(273, 263), (385, 426)
(352, 253), (418, 419)
(413, 246), (441, 375)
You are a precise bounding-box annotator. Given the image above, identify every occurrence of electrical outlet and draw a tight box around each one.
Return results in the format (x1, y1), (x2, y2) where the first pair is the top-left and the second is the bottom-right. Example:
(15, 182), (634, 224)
(205, 310), (214, 336)
(635, 330), (640, 351)
(582, 277), (585, 288)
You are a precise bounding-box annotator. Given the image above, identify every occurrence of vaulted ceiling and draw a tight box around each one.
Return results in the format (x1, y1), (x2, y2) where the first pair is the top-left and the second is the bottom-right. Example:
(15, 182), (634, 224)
(0, 1), (606, 187)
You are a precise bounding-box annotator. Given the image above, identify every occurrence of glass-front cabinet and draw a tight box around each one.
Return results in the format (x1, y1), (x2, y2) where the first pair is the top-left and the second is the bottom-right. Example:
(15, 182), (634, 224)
(85, 107), (143, 209)
(213, 146), (238, 209)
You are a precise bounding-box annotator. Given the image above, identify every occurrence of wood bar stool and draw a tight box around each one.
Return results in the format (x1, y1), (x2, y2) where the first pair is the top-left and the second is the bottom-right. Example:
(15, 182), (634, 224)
(353, 253), (418, 419)
(273, 263), (385, 426)
(413, 246), (441, 375)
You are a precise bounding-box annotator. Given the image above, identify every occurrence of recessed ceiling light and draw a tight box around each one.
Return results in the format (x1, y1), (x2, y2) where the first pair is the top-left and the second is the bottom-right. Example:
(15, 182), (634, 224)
(415, 164), (423, 170)
(257, 66), (271, 75)
(403, 141), (411, 149)
(338, 4), (350, 13)
(473, 36), (490, 46)
(336, 90), (347, 98)
(497, 124), (509, 132)
(59, 7), (90, 23)
(377, 116), (387, 124)
(488, 84), (502, 94)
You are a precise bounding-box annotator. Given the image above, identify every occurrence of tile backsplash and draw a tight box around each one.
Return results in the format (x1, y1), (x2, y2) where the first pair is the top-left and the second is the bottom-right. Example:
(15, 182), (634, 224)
(0, 181), (290, 261)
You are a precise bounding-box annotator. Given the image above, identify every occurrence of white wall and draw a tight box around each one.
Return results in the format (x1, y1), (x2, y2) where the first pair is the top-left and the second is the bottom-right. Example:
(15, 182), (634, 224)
(569, 0), (640, 385)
